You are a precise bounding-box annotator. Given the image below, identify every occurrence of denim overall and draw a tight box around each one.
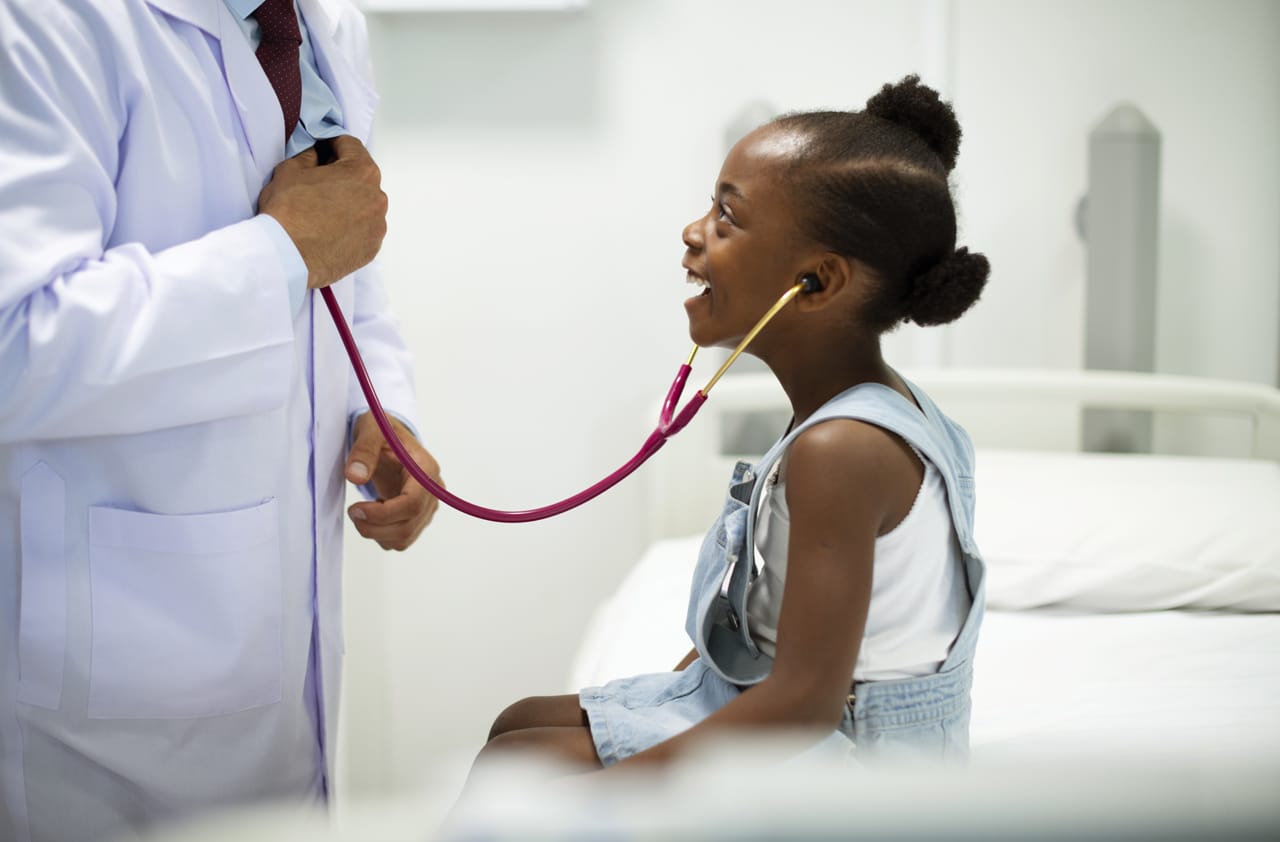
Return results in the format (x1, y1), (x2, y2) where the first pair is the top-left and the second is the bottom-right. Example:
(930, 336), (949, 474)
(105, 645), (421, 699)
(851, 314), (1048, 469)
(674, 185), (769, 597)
(580, 377), (984, 766)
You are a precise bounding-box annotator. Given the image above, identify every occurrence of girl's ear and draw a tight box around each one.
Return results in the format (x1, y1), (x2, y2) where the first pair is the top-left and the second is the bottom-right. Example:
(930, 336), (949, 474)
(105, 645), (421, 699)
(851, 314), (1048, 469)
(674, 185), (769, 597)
(794, 253), (854, 311)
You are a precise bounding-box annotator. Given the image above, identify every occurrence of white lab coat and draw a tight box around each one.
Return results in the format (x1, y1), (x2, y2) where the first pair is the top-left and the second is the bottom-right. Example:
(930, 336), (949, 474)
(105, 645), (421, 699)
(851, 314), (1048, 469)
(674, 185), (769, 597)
(0, 1), (418, 839)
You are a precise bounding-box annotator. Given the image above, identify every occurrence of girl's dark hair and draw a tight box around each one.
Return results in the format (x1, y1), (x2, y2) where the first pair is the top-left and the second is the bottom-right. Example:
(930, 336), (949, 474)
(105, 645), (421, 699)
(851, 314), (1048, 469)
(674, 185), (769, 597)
(772, 75), (989, 329)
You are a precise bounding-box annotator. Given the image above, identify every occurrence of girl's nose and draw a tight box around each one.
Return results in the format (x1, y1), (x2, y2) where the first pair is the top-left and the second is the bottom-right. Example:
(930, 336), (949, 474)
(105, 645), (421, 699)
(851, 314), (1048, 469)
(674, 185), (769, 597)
(682, 215), (705, 250)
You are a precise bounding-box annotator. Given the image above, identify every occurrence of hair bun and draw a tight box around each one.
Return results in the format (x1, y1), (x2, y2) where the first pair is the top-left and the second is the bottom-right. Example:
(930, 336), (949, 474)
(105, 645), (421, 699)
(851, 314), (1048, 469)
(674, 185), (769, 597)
(904, 247), (990, 326)
(864, 74), (962, 172)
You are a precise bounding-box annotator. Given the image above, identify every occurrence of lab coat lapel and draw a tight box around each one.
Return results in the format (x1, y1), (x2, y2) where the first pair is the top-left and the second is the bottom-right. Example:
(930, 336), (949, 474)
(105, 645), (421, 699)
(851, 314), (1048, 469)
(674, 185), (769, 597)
(143, 0), (284, 178)
(143, 0), (222, 37)
(218, 14), (293, 178)
(298, 0), (378, 143)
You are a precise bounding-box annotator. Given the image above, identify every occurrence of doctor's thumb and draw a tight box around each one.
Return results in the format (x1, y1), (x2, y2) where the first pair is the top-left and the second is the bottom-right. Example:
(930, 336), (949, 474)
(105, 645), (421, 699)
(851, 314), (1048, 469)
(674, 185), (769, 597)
(346, 430), (382, 485)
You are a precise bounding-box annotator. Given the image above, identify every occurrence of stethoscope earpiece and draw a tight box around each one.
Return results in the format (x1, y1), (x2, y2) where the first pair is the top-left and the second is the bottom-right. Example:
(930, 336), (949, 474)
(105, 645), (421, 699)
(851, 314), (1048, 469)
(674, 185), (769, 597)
(800, 273), (822, 294)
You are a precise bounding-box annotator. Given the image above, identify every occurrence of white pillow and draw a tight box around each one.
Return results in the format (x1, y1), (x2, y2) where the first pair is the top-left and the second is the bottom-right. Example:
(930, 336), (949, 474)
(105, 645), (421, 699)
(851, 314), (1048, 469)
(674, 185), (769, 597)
(973, 449), (1280, 612)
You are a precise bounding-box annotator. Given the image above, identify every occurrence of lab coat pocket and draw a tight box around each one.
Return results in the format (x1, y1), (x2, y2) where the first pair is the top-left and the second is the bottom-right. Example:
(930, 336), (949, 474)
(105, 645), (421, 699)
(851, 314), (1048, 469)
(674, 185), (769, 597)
(85, 499), (283, 719)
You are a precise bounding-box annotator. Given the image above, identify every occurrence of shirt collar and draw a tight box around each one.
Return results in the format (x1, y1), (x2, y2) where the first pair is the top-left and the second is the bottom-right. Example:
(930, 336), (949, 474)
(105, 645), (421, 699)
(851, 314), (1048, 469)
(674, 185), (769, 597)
(223, 0), (264, 22)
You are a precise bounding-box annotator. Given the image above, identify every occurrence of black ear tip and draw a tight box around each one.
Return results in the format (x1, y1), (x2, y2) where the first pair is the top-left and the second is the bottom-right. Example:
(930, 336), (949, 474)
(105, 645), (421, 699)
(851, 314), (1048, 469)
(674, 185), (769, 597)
(800, 274), (822, 294)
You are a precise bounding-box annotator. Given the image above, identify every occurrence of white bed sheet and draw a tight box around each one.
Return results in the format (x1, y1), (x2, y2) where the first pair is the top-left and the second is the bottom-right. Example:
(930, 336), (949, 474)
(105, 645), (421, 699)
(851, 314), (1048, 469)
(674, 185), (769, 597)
(971, 609), (1280, 762)
(570, 536), (1280, 764)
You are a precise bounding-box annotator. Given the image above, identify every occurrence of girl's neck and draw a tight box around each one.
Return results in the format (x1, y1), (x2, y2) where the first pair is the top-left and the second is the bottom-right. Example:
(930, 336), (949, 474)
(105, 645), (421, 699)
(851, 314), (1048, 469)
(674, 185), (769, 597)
(766, 341), (906, 426)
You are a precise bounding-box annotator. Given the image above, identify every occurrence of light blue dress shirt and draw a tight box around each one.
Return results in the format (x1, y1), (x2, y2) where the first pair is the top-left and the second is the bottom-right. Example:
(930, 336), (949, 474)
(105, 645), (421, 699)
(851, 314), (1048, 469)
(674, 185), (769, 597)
(225, 0), (348, 316)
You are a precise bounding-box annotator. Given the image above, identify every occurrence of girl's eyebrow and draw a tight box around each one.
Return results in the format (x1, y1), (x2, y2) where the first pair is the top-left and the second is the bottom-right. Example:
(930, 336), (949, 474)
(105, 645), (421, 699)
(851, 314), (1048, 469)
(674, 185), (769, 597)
(717, 182), (747, 201)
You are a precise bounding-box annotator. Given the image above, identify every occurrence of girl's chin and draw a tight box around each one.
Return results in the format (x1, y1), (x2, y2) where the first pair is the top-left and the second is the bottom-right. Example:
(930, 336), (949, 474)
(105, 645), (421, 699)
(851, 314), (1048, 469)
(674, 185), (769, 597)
(686, 329), (732, 351)
(685, 304), (748, 350)
(683, 317), (716, 347)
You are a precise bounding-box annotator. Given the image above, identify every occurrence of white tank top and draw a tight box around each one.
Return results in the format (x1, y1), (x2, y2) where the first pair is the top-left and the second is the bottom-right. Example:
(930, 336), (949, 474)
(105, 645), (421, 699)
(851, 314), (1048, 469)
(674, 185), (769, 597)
(745, 452), (971, 681)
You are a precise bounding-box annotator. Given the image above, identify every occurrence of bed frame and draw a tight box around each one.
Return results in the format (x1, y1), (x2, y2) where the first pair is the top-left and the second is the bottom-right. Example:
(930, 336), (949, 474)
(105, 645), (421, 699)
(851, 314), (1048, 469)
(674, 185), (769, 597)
(645, 367), (1280, 540)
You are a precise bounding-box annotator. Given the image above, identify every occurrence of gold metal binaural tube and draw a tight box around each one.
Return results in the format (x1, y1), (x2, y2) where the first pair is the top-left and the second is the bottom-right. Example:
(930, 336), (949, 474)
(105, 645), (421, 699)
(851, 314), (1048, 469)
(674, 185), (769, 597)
(699, 282), (805, 396)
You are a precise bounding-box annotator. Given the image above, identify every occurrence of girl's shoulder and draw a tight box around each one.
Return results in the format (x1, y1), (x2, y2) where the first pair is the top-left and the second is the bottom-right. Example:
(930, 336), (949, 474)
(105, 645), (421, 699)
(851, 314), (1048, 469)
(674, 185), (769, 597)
(785, 379), (928, 470)
(785, 417), (925, 536)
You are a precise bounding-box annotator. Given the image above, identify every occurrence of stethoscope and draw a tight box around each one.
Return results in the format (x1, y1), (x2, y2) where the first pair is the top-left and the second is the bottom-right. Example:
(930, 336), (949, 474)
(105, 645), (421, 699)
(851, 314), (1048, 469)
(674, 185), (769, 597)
(320, 274), (817, 523)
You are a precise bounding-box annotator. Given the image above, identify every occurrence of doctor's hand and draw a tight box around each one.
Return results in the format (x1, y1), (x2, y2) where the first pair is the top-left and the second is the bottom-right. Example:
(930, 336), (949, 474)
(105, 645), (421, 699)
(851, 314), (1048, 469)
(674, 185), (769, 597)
(346, 412), (443, 551)
(257, 134), (388, 290)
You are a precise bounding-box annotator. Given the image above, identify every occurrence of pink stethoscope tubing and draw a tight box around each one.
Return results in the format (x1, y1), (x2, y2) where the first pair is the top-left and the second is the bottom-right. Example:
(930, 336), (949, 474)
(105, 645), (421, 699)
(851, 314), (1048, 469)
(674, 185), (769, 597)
(321, 281), (803, 523)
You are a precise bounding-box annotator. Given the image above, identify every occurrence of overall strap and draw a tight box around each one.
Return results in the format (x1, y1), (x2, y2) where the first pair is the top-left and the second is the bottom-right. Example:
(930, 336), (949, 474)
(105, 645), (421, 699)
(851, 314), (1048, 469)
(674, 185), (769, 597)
(714, 379), (984, 682)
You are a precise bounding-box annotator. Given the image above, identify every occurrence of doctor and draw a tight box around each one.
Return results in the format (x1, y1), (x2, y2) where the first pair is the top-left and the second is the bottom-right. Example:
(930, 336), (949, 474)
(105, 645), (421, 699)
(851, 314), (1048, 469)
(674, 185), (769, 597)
(0, 1), (442, 839)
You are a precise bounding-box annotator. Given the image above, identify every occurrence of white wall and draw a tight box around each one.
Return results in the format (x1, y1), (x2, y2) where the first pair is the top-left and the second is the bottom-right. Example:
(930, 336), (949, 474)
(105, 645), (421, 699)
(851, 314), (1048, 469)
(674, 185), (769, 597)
(946, 0), (1280, 452)
(336, 0), (1280, 798)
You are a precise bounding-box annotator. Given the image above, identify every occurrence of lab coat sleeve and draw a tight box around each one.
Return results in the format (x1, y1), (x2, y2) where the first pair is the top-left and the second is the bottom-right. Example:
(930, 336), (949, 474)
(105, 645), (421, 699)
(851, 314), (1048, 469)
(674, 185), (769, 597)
(0, 4), (298, 443)
(346, 258), (421, 438)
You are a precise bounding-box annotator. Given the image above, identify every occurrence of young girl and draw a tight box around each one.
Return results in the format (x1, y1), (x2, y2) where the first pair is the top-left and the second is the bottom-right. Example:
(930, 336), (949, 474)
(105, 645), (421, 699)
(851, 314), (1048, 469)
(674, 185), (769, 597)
(476, 75), (990, 774)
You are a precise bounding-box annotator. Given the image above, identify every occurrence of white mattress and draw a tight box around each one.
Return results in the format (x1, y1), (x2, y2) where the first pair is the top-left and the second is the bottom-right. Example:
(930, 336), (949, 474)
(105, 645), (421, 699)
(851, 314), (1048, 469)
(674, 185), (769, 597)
(570, 536), (1280, 765)
(971, 608), (1280, 762)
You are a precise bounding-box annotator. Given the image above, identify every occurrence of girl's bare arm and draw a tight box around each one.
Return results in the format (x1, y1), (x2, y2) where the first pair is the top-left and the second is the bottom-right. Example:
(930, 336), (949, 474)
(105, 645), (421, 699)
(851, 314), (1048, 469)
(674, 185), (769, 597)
(612, 419), (922, 769)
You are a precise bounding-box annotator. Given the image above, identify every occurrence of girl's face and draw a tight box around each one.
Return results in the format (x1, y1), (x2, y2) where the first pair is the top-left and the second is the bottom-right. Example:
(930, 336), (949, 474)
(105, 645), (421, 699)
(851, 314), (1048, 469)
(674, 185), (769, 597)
(681, 125), (814, 352)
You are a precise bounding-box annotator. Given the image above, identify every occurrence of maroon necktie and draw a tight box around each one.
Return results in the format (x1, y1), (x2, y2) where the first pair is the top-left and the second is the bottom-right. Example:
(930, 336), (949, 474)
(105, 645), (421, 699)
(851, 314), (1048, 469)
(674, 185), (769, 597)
(250, 0), (303, 142)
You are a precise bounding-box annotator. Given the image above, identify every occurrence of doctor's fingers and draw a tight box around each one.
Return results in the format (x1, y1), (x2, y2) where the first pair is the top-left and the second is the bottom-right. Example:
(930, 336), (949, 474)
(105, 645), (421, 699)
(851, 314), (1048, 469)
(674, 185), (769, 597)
(292, 145), (321, 167)
(269, 146), (320, 182)
(327, 135), (381, 185)
(267, 140), (377, 187)
(348, 487), (437, 551)
(328, 133), (371, 162)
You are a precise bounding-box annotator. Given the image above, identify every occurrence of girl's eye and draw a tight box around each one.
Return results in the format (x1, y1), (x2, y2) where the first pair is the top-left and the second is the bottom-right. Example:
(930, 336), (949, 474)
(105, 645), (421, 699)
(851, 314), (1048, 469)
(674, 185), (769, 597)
(711, 195), (732, 223)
